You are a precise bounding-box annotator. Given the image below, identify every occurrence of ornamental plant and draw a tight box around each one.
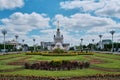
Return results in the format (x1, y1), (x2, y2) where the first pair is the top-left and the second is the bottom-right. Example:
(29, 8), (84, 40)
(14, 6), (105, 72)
(50, 59), (62, 67)
(24, 60), (90, 71)
(52, 48), (64, 53)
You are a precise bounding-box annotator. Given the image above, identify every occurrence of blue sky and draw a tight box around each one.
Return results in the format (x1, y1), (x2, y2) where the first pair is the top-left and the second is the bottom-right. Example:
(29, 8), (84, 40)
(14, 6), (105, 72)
(0, 0), (120, 46)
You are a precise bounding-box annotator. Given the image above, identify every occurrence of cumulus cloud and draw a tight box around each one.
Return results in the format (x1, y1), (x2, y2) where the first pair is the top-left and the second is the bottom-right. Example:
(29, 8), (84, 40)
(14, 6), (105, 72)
(60, 0), (105, 11)
(0, 12), (50, 35)
(60, 0), (120, 18)
(0, 12), (50, 44)
(95, 0), (120, 18)
(53, 13), (119, 33)
(0, 0), (24, 10)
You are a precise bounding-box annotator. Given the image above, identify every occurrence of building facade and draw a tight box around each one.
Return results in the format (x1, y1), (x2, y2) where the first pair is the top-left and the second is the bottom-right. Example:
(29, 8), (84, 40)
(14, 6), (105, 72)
(41, 22), (70, 51)
(97, 39), (112, 49)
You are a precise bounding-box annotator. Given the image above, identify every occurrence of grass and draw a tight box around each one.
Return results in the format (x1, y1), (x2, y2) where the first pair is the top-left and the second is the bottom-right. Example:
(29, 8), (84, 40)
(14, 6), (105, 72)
(0, 54), (24, 59)
(28, 55), (87, 61)
(0, 56), (26, 65)
(92, 54), (120, 69)
(95, 53), (120, 60)
(0, 65), (22, 71)
(0, 52), (120, 77)
(1, 69), (119, 77)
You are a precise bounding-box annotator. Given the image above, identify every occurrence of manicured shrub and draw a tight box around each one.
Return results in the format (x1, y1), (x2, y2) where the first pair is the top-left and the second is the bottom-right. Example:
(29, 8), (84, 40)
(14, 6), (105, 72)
(84, 62), (90, 68)
(50, 59), (62, 67)
(25, 51), (94, 56)
(24, 63), (30, 69)
(53, 48), (64, 53)
(24, 60), (90, 71)
(41, 53), (77, 56)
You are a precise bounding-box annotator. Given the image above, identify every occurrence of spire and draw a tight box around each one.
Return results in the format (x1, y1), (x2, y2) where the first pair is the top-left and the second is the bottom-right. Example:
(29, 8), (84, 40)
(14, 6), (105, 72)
(57, 20), (59, 29)
(57, 20), (60, 32)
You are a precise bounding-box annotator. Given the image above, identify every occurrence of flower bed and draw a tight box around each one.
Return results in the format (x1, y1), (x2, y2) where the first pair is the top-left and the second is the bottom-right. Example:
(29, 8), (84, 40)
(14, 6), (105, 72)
(41, 53), (78, 56)
(0, 74), (120, 80)
(25, 51), (94, 56)
(77, 52), (94, 55)
(24, 60), (90, 70)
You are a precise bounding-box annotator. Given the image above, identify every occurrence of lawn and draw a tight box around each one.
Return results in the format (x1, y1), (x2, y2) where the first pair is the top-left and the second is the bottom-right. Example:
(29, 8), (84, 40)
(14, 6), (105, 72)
(0, 52), (120, 77)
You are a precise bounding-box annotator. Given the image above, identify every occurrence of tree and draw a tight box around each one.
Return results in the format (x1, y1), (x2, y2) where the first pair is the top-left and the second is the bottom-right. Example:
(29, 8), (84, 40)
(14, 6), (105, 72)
(69, 47), (75, 50)
(0, 44), (14, 52)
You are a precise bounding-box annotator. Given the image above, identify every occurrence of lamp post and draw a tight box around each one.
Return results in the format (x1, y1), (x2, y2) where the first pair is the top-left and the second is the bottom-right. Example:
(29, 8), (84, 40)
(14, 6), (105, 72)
(1, 29), (7, 53)
(33, 38), (35, 52)
(99, 35), (103, 50)
(22, 39), (25, 52)
(15, 34), (19, 51)
(110, 30), (115, 52)
(92, 39), (95, 51)
(80, 38), (83, 51)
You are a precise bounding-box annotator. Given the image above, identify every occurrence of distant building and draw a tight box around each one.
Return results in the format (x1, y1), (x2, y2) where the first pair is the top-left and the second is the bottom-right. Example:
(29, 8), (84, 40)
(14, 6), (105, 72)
(5, 40), (20, 45)
(97, 39), (112, 49)
(41, 42), (54, 50)
(41, 21), (70, 50)
(4, 40), (28, 51)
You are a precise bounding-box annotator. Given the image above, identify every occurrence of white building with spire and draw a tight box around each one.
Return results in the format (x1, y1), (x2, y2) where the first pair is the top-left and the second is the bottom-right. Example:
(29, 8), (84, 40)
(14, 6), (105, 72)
(41, 21), (70, 50)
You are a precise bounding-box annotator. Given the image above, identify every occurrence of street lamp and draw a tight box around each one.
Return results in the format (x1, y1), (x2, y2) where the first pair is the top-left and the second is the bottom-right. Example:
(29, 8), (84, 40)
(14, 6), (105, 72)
(110, 30), (115, 52)
(92, 39), (95, 51)
(99, 35), (103, 50)
(15, 35), (19, 41)
(22, 39), (25, 52)
(80, 38), (83, 51)
(1, 29), (7, 53)
(33, 38), (35, 52)
(15, 34), (19, 51)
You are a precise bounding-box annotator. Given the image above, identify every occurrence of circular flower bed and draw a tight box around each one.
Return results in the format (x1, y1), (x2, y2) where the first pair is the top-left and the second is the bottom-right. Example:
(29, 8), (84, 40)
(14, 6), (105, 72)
(24, 60), (90, 70)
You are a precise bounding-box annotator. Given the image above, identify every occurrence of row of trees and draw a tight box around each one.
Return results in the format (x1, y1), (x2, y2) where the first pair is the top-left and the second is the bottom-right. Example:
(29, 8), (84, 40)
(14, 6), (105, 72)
(0, 43), (41, 52)
(1, 29), (40, 52)
(69, 42), (120, 52)
(76, 30), (118, 52)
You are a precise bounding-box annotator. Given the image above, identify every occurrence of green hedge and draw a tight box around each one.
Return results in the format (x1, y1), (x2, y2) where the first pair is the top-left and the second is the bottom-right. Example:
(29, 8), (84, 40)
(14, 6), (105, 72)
(25, 51), (94, 56)
(41, 53), (77, 56)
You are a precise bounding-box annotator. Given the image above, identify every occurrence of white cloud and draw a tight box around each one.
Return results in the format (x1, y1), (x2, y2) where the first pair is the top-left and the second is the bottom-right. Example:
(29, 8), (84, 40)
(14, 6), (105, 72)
(0, 12), (50, 45)
(53, 13), (119, 33)
(95, 0), (120, 18)
(0, 12), (50, 34)
(52, 13), (120, 45)
(60, 0), (105, 11)
(87, 25), (120, 33)
(0, 0), (24, 10)
(60, 0), (120, 18)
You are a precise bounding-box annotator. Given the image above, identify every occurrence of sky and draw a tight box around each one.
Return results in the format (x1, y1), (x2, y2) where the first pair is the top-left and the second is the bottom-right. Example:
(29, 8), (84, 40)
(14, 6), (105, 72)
(0, 0), (120, 46)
